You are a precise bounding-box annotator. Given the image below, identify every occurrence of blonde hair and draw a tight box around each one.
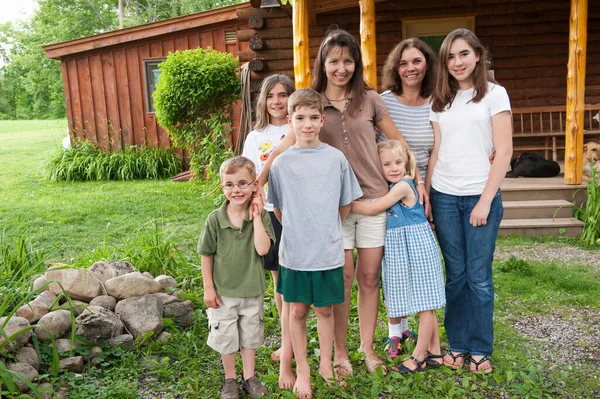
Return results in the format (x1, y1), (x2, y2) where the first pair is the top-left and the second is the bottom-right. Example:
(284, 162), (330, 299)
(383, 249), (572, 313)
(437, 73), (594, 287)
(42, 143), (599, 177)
(432, 29), (496, 113)
(219, 156), (256, 181)
(377, 140), (417, 180)
(287, 88), (324, 116)
(254, 74), (295, 131)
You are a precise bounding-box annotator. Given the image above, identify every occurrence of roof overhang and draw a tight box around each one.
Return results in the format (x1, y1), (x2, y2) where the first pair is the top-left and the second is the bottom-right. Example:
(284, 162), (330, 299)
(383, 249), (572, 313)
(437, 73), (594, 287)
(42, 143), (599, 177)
(44, 2), (251, 60)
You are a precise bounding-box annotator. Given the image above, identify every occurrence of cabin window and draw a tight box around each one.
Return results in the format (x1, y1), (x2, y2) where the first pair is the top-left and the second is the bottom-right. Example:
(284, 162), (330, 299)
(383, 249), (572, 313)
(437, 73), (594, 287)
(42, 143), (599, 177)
(143, 59), (165, 113)
(402, 16), (475, 53)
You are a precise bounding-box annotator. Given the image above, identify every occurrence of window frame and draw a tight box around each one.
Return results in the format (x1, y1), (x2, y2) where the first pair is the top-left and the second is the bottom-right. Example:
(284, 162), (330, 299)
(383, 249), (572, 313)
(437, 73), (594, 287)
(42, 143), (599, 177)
(143, 58), (166, 114)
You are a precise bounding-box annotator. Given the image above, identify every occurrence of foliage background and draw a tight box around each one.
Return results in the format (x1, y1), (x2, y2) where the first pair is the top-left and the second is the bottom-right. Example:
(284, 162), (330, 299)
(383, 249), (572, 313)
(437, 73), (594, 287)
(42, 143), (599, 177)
(0, 0), (246, 120)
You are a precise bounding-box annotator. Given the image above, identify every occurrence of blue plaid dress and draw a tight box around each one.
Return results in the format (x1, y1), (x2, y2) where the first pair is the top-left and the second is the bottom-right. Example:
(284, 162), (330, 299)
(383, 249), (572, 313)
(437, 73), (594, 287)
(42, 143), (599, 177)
(382, 179), (446, 317)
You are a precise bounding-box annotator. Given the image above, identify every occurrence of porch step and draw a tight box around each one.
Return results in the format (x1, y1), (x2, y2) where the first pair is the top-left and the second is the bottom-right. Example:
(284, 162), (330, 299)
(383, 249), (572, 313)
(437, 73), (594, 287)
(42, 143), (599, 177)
(502, 199), (575, 219)
(499, 217), (584, 237)
(501, 176), (586, 205)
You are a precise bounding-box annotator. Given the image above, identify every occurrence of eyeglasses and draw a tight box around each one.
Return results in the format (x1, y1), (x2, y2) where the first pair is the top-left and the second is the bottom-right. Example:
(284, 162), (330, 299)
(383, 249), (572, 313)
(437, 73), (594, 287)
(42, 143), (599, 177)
(221, 180), (255, 191)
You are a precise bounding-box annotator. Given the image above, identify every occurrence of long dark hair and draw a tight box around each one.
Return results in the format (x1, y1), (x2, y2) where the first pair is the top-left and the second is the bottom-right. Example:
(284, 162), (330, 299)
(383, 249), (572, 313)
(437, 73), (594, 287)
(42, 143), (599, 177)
(432, 29), (496, 113)
(312, 29), (371, 117)
(381, 38), (437, 98)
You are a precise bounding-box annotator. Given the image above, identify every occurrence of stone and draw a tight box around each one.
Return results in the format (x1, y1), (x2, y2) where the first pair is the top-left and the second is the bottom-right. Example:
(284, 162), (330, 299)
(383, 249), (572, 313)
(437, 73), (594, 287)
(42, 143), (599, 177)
(16, 347), (39, 371)
(46, 267), (104, 302)
(75, 306), (123, 343)
(151, 292), (180, 307)
(115, 295), (163, 340)
(32, 276), (48, 292)
(59, 356), (84, 373)
(7, 362), (38, 392)
(55, 387), (68, 399)
(155, 275), (177, 290)
(182, 300), (194, 310)
(89, 295), (117, 311)
(0, 316), (32, 352)
(34, 310), (72, 341)
(109, 334), (136, 350)
(89, 346), (103, 362)
(157, 331), (172, 341)
(163, 302), (194, 327)
(16, 291), (56, 323)
(53, 300), (88, 316)
(37, 382), (54, 399)
(108, 260), (137, 275)
(142, 272), (153, 279)
(88, 261), (117, 283)
(54, 338), (79, 353)
(105, 272), (162, 299)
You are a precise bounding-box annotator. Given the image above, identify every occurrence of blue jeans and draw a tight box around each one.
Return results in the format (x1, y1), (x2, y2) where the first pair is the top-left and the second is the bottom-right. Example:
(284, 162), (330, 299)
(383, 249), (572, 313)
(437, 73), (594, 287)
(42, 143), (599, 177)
(430, 188), (503, 356)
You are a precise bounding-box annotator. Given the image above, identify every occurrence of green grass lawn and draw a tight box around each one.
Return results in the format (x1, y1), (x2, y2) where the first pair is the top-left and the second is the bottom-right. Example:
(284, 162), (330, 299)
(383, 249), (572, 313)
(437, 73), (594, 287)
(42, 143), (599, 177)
(1, 120), (599, 398)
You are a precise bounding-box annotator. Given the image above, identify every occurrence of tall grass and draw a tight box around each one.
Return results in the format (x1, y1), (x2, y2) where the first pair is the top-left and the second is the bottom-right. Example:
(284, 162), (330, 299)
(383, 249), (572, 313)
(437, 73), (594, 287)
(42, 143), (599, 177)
(45, 141), (182, 182)
(575, 165), (600, 245)
(0, 234), (47, 314)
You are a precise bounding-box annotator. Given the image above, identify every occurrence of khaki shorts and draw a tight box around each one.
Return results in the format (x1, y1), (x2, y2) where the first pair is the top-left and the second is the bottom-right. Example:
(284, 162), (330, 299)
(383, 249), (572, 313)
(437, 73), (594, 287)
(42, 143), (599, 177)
(206, 295), (264, 355)
(342, 199), (386, 249)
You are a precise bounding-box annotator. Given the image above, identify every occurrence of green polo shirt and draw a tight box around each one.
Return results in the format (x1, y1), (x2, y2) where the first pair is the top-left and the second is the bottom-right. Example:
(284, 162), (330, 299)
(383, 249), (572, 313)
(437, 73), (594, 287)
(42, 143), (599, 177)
(198, 201), (275, 298)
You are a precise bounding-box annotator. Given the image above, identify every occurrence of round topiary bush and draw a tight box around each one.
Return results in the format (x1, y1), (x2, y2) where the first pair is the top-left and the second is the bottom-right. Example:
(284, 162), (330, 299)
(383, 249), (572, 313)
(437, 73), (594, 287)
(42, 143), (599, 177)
(153, 47), (241, 179)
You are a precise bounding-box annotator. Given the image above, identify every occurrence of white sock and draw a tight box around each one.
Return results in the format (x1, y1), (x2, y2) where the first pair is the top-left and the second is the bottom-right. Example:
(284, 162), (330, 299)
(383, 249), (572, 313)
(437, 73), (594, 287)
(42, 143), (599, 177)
(400, 318), (409, 333)
(388, 322), (403, 338)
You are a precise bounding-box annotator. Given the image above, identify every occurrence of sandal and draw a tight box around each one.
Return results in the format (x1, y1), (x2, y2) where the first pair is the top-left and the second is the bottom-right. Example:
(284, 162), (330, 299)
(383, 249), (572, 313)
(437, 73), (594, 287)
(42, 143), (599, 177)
(443, 352), (467, 369)
(365, 357), (387, 375)
(469, 355), (493, 374)
(333, 359), (353, 378)
(425, 351), (444, 368)
(391, 355), (426, 375)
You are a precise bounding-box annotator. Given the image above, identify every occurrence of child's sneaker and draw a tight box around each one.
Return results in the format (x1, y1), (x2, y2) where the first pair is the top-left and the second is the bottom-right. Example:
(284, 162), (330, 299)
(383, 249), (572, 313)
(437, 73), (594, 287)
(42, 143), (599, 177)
(384, 336), (403, 359)
(401, 329), (418, 346)
(220, 378), (239, 399)
(241, 375), (268, 399)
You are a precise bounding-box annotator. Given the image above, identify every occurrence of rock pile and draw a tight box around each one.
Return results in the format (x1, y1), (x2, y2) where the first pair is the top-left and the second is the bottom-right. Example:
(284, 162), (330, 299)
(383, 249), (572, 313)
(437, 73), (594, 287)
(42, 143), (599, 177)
(0, 260), (195, 397)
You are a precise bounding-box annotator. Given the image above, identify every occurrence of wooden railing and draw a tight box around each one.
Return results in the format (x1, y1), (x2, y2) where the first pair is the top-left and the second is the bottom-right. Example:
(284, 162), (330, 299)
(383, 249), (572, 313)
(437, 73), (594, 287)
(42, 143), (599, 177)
(512, 104), (600, 161)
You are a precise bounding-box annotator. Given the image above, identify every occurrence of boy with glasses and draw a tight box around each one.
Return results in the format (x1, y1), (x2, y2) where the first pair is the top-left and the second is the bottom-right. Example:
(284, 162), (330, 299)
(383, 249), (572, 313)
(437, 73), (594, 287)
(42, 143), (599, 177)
(198, 156), (275, 399)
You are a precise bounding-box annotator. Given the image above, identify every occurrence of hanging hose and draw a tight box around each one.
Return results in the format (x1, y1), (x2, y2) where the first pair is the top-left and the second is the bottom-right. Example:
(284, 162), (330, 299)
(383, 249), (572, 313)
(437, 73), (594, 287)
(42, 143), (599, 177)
(235, 62), (253, 154)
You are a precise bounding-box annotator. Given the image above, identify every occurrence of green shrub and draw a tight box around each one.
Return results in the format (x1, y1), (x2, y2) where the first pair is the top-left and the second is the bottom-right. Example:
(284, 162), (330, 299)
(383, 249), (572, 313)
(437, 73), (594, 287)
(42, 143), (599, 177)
(575, 165), (600, 245)
(153, 47), (240, 181)
(44, 141), (181, 181)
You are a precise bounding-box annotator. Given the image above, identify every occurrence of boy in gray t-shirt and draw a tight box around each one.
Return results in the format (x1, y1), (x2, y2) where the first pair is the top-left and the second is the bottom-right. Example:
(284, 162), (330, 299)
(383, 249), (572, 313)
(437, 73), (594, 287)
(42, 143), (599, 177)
(268, 89), (362, 398)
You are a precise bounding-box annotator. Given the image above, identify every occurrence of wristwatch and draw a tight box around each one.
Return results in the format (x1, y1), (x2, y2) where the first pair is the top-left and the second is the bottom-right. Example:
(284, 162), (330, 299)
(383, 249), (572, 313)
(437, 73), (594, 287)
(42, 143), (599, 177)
(416, 180), (425, 185)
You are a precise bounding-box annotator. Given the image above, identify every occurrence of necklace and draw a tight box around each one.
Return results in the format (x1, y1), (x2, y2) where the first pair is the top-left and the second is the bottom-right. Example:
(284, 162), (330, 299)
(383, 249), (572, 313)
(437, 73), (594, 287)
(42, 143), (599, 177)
(327, 97), (348, 102)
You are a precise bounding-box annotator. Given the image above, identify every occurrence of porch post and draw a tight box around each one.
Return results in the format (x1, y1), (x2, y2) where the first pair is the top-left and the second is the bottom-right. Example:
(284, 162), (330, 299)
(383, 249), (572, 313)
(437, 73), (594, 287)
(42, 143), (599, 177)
(293, 0), (311, 89)
(359, 0), (377, 88)
(564, 0), (587, 184)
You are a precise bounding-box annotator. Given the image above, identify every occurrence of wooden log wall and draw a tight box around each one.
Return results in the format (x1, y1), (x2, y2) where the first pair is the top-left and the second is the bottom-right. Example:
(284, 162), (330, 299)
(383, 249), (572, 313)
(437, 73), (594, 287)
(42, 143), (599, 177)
(60, 21), (249, 152)
(237, 0), (600, 111)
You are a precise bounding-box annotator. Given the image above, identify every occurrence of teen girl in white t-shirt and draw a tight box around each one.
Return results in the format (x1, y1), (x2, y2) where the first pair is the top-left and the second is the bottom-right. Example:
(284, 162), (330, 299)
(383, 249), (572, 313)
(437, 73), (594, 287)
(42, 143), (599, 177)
(427, 29), (512, 374)
(242, 74), (296, 390)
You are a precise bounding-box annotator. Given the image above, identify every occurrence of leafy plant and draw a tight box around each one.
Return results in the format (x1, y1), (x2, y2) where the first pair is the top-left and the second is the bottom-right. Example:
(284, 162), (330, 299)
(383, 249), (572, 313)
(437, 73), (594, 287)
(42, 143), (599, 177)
(153, 47), (240, 181)
(575, 165), (600, 245)
(44, 141), (181, 182)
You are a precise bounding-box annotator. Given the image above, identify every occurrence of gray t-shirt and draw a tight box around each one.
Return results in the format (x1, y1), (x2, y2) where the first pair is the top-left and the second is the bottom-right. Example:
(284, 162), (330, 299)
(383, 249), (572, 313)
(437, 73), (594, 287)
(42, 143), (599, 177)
(268, 144), (363, 271)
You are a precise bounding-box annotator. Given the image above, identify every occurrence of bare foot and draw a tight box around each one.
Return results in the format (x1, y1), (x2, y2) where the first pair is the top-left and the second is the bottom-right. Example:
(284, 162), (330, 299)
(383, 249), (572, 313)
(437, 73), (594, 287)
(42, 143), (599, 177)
(293, 375), (312, 399)
(278, 365), (296, 390)
(270, 347), (282, 362)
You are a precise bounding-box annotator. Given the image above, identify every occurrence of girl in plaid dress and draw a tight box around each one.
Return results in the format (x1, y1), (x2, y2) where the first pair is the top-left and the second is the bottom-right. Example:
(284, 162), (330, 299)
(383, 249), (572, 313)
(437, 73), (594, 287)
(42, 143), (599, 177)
(351, 140), (446, 374)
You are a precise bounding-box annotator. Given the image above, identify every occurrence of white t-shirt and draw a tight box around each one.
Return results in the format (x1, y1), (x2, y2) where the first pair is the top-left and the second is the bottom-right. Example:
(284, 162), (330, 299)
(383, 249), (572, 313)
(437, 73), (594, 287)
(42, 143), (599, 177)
(430, 83), (511, 196)
(242, 124), (289, 211)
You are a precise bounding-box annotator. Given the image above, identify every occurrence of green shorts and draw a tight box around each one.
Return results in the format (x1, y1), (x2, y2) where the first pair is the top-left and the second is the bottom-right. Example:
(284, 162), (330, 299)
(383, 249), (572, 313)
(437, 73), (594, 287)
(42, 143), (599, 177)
(276, 265), (344, 307)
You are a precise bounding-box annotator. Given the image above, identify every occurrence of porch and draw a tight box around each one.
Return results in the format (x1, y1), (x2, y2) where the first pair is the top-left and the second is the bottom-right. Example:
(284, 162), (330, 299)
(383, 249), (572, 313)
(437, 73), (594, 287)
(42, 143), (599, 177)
(500, 175), (586, 237)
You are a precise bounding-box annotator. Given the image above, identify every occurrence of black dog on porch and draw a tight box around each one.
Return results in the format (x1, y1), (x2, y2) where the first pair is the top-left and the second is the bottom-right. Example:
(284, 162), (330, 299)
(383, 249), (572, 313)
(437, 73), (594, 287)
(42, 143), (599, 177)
(505, 152), (561, 178)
